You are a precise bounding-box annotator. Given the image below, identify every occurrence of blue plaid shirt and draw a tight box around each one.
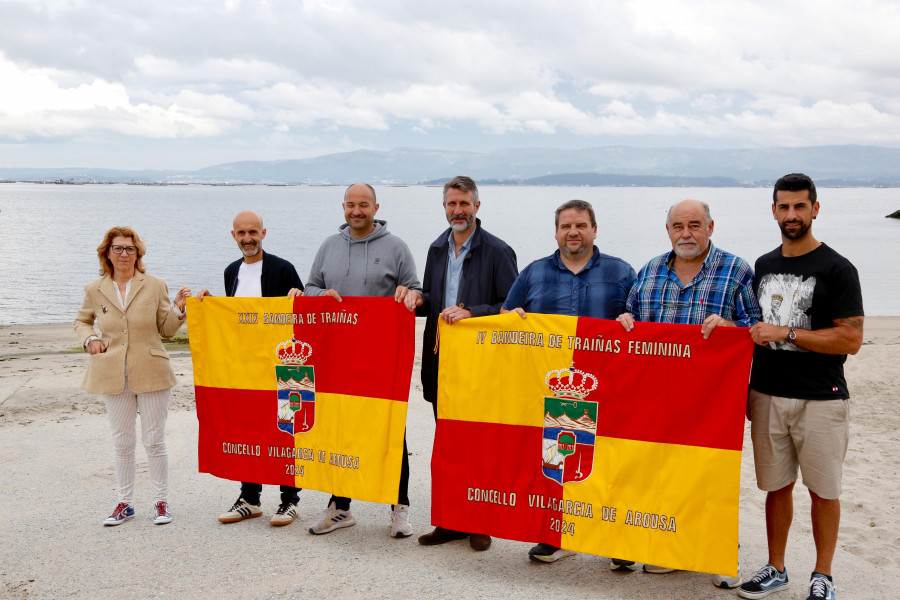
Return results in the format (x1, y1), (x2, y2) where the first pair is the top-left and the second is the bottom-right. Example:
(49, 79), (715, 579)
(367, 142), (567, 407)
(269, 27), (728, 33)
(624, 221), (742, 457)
(626, 243), (761, 326)
(503, 247), (635, 319)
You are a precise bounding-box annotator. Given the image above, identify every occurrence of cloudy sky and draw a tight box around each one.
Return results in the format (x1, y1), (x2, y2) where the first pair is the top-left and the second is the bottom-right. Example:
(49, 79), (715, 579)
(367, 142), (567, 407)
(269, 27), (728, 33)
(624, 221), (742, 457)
(2, 0), (899, 169)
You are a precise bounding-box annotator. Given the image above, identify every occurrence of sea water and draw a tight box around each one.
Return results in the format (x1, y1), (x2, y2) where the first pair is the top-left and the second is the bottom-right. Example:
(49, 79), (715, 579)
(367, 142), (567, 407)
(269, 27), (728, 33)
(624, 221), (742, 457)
(0, 183), (897, 324)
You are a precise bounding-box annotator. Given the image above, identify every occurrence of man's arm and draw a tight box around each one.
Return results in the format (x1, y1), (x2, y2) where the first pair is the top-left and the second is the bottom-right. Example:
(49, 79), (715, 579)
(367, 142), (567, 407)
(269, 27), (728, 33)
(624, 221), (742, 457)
(303, 245), (328, 297)
(699, 261), (760, 338)
(701, 278), (761, 339)
(750, 316), (864, 354)
(730, 263), (763, 328)
(395, 242), (422, 294)
(618, 279), (641, 331)
(393, 242), (422, 311)
(610, 267), (637, 318)
(416, 247), (437, 317)
(287, 263), (303, 293)
(751, 260), (863, 354)
(500, 268), (530, 319)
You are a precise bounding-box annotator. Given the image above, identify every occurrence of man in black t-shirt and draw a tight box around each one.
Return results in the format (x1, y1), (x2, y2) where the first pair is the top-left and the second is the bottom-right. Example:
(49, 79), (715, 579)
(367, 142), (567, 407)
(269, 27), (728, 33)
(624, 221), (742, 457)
(739, 175), (864, 600)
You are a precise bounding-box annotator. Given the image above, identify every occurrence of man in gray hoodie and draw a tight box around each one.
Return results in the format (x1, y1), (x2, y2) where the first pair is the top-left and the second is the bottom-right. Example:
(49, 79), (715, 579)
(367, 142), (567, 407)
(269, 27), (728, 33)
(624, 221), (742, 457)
(299, 182), (422, 539)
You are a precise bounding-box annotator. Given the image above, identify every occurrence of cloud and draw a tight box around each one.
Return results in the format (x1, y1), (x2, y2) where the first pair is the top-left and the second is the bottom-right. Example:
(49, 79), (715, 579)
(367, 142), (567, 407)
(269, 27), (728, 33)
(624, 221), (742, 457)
(1, 0), (900, 167)
(0, 54), (237, 140)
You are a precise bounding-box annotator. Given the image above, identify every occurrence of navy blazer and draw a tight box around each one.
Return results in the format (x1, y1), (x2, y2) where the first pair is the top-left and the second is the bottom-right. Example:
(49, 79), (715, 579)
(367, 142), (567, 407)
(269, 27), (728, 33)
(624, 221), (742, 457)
(224, 251), (303, 298)
(417, 220), (518, 403)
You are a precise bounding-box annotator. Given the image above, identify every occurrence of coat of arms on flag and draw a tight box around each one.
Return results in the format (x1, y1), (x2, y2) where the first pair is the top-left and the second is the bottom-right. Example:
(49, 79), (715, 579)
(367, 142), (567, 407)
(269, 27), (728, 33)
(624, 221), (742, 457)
(188, 296), (414, 504)
(432, 313), (754, 575)
(275, 337), (315, 435)
(542, 366), (598, 484)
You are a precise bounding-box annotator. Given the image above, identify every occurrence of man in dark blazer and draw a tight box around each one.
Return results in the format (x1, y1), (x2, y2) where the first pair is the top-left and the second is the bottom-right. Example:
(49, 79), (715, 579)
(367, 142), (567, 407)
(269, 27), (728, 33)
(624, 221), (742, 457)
(416, 176), (518, 551)
(198, 210), (305, 527)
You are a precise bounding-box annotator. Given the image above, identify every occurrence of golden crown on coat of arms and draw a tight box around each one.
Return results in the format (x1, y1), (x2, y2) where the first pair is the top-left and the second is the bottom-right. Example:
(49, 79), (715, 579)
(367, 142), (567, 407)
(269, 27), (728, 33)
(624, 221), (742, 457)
(276, 338), (312, 365)
(545, 365), (598, 399)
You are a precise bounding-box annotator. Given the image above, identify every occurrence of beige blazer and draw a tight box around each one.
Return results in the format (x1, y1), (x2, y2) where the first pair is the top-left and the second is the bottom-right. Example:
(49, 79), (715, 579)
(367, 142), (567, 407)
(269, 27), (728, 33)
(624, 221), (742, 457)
(74, 273), (185, 395)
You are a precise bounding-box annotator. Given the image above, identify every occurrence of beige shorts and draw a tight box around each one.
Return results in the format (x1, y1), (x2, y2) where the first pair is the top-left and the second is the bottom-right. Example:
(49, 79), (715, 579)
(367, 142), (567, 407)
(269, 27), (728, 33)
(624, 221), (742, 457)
(749, 389), (850, 500)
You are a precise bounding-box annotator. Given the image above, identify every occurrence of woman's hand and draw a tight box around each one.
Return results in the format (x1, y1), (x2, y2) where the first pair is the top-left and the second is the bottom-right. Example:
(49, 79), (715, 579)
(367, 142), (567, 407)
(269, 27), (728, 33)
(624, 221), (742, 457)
(87, 339), (105, 355)
(175, 286), (191, 311)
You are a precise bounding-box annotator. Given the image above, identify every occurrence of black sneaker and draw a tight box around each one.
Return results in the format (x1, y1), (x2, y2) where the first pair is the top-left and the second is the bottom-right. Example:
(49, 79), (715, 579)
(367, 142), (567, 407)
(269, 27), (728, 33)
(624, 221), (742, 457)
(609, 558), (638, 571)
(528, 543), (575, 563)
(738, 564), (789, 598)
(806, 572), (835, 600)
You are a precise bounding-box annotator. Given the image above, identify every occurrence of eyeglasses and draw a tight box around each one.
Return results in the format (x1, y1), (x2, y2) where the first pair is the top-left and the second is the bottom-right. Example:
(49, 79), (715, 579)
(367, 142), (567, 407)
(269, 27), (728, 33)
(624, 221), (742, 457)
(110, 245), (138, 255)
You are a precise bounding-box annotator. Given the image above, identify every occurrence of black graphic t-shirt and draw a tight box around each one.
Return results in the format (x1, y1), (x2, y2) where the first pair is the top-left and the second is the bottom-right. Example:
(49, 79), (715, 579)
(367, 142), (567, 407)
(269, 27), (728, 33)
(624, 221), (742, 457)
(750, 243), (863, 400)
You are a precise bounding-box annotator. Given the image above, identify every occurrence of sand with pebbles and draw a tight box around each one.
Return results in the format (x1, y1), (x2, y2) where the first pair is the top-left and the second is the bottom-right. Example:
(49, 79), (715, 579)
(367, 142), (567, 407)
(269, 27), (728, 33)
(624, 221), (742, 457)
(1, 319), (897, 599)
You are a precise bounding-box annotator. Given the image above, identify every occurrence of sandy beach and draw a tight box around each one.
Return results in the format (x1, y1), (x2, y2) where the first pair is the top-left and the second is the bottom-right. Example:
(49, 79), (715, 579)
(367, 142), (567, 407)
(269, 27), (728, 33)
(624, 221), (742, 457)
(1, 318), (897, 600)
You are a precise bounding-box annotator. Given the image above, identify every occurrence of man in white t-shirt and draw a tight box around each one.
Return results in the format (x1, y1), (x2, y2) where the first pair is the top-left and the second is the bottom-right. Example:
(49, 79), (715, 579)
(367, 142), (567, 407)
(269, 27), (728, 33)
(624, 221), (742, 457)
(198, 210), (305, 527)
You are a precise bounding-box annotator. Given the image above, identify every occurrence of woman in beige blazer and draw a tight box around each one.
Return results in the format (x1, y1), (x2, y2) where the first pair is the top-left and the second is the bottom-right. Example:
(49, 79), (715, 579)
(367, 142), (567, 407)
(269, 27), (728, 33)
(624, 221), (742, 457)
(75, 226), (190, 526)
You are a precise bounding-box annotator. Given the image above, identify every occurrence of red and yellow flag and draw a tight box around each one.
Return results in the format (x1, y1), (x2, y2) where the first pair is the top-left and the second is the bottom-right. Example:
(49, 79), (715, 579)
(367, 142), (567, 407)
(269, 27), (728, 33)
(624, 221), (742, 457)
(187, 296), (414, 504)
(433, 313), (753, 575)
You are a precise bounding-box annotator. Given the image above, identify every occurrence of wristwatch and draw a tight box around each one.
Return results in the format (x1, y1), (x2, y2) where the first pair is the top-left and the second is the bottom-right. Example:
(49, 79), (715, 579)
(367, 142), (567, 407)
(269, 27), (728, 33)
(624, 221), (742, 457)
(787, 326), (797, 342)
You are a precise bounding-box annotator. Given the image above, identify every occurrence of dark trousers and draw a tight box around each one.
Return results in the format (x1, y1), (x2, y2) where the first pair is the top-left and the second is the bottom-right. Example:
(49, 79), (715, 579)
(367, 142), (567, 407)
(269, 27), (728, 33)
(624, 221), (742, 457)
(330, 434), (410, 510)
(240, 482), (300, 506)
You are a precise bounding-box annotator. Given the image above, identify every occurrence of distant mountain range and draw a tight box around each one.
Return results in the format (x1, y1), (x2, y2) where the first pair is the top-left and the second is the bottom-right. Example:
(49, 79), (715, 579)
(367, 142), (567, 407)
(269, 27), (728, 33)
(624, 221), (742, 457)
(3, 145), (900, 186)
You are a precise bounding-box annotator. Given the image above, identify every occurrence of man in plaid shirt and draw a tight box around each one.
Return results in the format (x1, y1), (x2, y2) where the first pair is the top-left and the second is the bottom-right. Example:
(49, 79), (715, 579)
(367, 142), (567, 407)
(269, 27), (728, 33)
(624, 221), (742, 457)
(613, 198), (761, 588)
(618, 198), (761, 336)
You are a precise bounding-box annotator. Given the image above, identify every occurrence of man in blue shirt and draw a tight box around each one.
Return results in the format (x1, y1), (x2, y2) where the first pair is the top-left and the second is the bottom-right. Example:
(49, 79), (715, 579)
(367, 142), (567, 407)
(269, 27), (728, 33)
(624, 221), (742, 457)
(612, 198), (761, 587)
(502, 199), (635, 563)
(502, 200), (635, 321)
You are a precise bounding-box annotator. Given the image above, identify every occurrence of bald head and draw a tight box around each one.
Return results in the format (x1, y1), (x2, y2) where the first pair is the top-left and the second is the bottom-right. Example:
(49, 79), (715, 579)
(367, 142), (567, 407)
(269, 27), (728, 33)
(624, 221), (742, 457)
(233, 210), (264, 231)
(343, 183), (379, 239)
(666, 199), (711, 227)
(344, 183), (376, 203)
(666, 199), (714, 261)
(231, 210), (266, 262)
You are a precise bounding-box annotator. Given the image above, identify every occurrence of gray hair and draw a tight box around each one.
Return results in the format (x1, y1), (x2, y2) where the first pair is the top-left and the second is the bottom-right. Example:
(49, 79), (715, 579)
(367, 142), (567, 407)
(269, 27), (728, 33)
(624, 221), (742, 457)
(667, 200), (712, 226)
(555, 199), (596, 228)
(443, 175), (479, 204)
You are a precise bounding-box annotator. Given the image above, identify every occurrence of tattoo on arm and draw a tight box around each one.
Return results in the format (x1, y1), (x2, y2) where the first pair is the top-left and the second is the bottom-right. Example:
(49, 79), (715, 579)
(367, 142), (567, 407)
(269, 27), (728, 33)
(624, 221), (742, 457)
(835, 316), (864, 330)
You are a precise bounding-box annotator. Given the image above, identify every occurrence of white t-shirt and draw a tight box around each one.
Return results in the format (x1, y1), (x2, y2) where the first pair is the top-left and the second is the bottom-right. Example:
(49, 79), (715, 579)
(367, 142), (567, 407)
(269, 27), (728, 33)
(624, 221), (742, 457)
(234, 260), (263, 298)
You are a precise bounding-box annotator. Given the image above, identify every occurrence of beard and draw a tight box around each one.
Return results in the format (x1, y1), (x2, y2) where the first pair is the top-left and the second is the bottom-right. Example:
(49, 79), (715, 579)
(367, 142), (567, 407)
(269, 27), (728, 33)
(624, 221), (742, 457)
(240, 241), (261, 257)
(779, 218), (812, 240)
(673, 239), (705, 259)
(447, 213), (475, 233)
(561, 240), (590, 257)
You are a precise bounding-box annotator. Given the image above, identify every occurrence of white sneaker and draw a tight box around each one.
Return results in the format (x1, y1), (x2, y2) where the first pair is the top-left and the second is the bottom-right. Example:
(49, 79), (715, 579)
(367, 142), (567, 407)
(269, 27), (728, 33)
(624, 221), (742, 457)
(153, 500), (173, 525)
(713, 544), (742, 588)
(269, 502), (298, 527)
(218, 497), (263, 523)
(390, 504), (412, 538)
(308, 501), (356, 535)
(643, 564), (677, 574)
(713, 572), (743, 588)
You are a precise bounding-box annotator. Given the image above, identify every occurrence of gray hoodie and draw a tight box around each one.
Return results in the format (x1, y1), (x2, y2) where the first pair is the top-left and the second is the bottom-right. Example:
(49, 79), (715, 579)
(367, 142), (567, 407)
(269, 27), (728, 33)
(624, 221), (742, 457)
(305, 220), (422, 297)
